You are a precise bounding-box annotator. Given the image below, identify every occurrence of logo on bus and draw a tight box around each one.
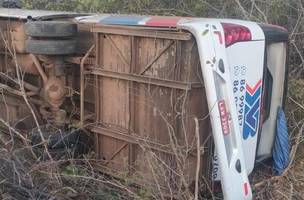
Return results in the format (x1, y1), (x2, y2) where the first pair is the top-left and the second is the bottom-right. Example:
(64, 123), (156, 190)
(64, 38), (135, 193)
(243, 80), (262, 140)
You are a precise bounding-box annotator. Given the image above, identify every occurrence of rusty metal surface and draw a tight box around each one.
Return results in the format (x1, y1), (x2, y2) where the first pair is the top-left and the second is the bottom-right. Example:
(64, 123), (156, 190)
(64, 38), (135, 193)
(80, 45), (95, 127)
(0, 11), (95, 129)
(44, 77), (66, 108)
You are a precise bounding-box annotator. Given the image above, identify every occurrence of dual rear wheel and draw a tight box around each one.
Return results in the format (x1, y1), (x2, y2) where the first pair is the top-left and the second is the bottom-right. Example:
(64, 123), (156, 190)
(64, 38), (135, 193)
(24, 21), (88, 159)
(25, 21), (77, 55)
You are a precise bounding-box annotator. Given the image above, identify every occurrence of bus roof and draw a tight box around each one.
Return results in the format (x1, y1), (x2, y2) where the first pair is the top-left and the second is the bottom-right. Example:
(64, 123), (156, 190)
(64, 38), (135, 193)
(75, 14), (193, 28)
(0, 8), (82, 20)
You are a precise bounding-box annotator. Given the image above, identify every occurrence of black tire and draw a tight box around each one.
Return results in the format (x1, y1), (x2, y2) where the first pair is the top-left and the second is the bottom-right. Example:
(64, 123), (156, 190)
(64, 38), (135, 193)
(31, 128), (93, 160)
(26, 39), (77, 55)
(24, 21), (77, 38)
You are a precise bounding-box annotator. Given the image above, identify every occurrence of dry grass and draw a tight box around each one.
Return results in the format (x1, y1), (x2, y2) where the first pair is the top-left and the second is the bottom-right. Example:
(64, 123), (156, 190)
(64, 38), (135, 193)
(1, 0), (304, 199)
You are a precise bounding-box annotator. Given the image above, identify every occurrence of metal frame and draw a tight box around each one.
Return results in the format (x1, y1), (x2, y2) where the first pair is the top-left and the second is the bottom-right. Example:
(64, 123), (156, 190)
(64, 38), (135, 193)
(86, 67), (202, 90)
(92, 25), (192, 41)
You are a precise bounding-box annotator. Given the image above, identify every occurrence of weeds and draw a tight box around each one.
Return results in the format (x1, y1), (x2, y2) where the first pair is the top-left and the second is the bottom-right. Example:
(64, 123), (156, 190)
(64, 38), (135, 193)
(1, 0), (304, 199)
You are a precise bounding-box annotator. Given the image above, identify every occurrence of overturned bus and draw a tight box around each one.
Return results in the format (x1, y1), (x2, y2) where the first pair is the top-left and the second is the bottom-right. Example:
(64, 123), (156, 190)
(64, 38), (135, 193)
(0, 8), (288, 199)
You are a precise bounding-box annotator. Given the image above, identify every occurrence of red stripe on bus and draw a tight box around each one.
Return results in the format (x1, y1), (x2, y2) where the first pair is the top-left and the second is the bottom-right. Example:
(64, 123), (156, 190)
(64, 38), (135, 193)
(246, 79), (262, 95)
(145, 17), (181, 27)
(244, 182), (249, 196)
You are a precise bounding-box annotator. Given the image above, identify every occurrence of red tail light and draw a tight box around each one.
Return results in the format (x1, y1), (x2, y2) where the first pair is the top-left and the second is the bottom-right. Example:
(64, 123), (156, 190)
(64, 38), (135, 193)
(222, 23), (252, 47)
(244, 182), (249, 196)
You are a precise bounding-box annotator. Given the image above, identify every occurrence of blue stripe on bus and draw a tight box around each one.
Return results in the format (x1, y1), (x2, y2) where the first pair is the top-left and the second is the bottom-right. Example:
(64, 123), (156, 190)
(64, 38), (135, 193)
(99, 15), (146, 25)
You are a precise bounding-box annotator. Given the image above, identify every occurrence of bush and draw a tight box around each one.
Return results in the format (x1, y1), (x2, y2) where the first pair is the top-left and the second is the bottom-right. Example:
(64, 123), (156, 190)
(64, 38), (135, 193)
(10, 0), (304, 199)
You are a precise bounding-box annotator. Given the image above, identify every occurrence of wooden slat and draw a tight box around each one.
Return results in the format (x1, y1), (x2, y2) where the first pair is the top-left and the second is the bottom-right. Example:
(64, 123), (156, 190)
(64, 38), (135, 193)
(91, 126), (176, 155)
(92, 25), (192, 41)
(129, 36), (137, 172)
(139, 40), (175, 75)
(86, 67), (203, 90)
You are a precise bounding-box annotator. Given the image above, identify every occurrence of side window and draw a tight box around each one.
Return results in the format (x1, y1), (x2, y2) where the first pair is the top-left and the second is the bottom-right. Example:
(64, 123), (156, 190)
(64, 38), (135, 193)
(262, 67), (273, 122)
(262, 42), (287, 123)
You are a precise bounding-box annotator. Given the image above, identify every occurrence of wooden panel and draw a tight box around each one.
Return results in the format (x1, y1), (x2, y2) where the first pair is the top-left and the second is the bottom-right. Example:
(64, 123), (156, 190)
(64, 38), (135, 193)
(96, 34), (131, 171)
(91, 29), (212, 192)
(136, 37), (176, 79)
(99, 34), (131, 127)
